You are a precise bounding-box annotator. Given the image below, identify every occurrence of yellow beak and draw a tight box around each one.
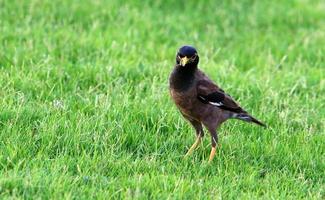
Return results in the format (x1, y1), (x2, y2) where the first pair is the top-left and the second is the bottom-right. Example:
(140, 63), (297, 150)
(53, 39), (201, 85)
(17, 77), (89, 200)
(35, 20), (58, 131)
(180, 56), (189, 66)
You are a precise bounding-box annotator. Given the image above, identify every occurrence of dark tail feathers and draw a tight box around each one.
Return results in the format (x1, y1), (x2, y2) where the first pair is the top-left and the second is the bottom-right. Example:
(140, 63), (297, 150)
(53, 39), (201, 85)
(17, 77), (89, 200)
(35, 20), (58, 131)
(233, 113), (266, 128)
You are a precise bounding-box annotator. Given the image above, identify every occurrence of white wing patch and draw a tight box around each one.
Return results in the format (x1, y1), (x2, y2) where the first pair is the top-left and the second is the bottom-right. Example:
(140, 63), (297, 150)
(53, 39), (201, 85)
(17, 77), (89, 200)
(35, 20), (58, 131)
(209, 101), (223, 106)
(198, 95), (223, 107)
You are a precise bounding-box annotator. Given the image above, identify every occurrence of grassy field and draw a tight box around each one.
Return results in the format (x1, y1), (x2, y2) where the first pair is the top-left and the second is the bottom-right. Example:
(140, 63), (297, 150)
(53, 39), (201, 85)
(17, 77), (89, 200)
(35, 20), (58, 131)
(0, 0), (324, 199)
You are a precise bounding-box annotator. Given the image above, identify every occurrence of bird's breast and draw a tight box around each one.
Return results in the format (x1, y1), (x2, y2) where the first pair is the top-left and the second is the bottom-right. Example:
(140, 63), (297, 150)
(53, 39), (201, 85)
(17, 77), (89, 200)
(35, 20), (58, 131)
(170, 88), (199, 116)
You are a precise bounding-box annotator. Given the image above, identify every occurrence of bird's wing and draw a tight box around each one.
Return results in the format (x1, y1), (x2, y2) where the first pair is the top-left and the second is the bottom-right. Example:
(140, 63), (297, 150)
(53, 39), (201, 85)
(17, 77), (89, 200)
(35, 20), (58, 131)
(196, 79), (245, 113)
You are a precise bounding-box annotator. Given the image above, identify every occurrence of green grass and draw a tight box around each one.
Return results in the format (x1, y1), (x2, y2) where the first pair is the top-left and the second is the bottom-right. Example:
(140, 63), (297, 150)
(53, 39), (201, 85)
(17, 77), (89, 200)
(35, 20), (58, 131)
(0, 0), (324, 199)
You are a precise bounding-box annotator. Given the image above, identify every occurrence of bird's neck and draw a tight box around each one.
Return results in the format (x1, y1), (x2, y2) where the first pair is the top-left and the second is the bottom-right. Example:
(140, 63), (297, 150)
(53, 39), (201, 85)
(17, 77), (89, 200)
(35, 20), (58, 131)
(170, 64), (197, 91)
(175, 63), (198, 73)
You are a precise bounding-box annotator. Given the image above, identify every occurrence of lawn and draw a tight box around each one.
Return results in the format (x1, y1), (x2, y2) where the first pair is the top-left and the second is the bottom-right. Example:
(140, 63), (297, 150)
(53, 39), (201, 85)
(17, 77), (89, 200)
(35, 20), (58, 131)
(0, 0), (324, 199)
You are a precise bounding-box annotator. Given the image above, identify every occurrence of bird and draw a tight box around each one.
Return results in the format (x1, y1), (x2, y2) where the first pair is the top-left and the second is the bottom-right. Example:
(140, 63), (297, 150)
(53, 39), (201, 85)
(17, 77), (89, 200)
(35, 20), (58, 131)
(169, 45), (266, 162)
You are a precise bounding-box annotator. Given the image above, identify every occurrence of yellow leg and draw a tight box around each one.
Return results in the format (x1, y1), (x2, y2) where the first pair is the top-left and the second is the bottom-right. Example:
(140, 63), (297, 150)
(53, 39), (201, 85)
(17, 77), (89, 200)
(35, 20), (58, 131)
(208, 147), (217, 163)
(184, 137), (202, 157)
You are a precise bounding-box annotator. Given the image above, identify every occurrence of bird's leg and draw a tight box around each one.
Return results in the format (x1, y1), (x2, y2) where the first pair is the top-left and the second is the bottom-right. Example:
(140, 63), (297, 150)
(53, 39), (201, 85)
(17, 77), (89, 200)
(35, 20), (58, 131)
(184, 120), (204, 157)
(184, 136), (202, 157)
(208, 129), (218, 163)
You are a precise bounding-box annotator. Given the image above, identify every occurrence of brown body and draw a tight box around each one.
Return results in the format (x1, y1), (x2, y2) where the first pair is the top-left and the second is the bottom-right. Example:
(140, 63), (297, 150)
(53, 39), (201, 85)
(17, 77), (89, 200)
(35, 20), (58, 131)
(170, 70), (230, 129)
(169, 45), (265, 162)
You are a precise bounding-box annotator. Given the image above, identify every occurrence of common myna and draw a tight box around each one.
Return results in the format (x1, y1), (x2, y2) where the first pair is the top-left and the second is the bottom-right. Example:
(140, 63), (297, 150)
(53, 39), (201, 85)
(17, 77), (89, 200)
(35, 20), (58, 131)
(169, 45), (266, 162)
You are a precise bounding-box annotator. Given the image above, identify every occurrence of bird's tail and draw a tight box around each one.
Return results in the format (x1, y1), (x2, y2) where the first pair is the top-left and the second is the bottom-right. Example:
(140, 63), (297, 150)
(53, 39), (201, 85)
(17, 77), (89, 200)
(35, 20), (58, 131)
(233, 113), (266, 128)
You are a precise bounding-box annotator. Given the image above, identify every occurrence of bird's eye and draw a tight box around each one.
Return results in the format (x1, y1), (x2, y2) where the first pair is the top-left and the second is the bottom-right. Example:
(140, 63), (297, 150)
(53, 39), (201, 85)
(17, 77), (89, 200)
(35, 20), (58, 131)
(191, 54), (197, 59)
(178, 53), (185, 58)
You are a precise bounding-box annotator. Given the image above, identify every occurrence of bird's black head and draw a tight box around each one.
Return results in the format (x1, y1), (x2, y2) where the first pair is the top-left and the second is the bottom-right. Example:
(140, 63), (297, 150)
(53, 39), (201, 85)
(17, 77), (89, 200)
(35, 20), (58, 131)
(176, 45), (199, 67)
